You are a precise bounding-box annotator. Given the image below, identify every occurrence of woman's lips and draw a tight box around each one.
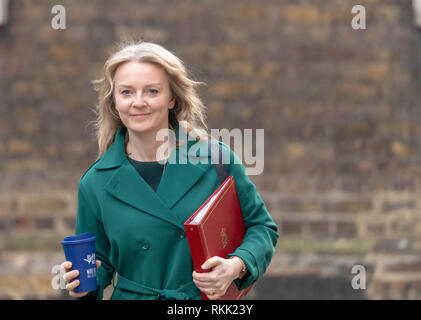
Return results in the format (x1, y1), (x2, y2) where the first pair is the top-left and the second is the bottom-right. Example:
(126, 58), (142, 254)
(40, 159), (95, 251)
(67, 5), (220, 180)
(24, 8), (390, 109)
(131, 113), (150, 118)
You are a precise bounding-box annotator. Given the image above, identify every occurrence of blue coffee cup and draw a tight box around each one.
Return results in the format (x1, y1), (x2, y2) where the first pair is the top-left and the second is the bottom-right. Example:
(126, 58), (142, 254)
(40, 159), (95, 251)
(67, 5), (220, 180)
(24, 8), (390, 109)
(61, 232), (97, 293)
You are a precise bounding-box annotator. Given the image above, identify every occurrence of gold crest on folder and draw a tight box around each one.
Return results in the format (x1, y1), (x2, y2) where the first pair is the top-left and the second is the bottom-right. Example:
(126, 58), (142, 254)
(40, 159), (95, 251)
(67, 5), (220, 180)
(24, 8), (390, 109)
(221, 227), (229, 248)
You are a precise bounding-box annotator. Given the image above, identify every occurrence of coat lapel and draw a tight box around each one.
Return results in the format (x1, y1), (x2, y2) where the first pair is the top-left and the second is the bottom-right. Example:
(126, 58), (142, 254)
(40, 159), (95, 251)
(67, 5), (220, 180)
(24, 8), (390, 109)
(104, 160), (186, 230)
(156, 144), (209, 210)
(98, 125), (212, 231)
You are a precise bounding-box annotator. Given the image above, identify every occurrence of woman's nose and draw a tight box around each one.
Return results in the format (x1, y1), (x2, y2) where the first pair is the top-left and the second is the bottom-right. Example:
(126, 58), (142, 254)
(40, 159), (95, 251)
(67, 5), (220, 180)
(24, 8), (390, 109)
(132, 92), (146, 107)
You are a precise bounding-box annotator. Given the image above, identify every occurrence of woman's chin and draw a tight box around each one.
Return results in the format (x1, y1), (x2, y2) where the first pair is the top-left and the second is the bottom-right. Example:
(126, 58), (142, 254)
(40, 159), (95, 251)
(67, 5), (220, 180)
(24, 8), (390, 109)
(125, 122), (152, 134)
(127, 121), (168, 136)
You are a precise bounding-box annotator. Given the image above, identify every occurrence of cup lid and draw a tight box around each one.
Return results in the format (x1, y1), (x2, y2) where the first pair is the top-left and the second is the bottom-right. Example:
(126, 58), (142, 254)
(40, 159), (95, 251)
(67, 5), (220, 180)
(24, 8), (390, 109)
(61, 235), (96, 245)
(63, 232), (92, 242)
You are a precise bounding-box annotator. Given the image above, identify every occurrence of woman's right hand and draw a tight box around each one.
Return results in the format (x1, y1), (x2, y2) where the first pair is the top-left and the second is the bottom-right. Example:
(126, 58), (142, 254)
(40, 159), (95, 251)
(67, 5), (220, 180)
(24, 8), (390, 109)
(61, 260), (101, 298)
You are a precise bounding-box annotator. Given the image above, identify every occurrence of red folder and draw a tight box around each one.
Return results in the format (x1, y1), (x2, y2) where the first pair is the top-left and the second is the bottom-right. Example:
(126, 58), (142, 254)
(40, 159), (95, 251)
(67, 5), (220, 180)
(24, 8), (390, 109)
(184, 176), (253, 300)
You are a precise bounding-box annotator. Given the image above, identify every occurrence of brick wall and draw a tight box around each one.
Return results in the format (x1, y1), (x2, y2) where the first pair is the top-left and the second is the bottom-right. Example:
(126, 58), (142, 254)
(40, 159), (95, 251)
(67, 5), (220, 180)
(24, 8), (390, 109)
(1, 0), (421, 299)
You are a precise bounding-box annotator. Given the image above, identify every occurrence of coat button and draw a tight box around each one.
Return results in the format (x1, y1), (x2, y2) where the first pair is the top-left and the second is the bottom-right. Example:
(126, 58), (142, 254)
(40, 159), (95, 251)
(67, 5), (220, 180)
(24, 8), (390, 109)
(177, 231), (185, 239)
(140, 240), (150, 250)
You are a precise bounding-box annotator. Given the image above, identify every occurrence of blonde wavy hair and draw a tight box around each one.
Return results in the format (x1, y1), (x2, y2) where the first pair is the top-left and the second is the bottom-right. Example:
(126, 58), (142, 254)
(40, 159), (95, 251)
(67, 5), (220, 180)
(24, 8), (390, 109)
(91, 40), (209, 159)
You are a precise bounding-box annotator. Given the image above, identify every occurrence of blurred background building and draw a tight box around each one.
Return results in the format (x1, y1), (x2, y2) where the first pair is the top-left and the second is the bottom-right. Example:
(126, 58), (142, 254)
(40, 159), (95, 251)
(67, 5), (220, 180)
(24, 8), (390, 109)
(1, 0), (421, 299)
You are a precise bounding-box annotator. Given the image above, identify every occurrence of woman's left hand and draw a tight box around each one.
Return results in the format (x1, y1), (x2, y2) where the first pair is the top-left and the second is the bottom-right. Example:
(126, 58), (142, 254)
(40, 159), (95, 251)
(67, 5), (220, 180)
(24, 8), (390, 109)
(192, 256), (243, 300)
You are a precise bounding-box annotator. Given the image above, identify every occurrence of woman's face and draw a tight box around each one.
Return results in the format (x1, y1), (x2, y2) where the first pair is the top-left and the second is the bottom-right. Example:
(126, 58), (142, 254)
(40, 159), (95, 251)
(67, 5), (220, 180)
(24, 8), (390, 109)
(113, 61), (175, 136)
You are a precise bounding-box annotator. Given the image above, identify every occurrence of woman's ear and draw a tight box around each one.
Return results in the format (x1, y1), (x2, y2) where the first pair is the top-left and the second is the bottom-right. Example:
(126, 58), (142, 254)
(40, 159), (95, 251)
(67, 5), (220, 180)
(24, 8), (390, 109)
(169, 97), (176, 110)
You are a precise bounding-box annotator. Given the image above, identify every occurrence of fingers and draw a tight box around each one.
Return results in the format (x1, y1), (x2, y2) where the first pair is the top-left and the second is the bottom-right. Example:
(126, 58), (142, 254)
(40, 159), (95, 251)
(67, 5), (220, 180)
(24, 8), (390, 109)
(192, 277), (212, 290)
(61, 261), (80, 292)
(205, 288), (223, 300)
(63, 269), (79, 283)
(194, 281), (220, 300)
(192, 257), (232, 300)
(193, 278), (213, 287)
(96, 260), (101, 269)
(61, 261), (77, 284)
(194, 256), (224, 281)
(61, 261), (72, 271)
(64, 271), (82, 297)
(201, 256), (223, 270)
(66, 278), (80, 292)
(61, 260), (92, 298)
(193, 273), (226, 300)
(206, 292), (219, 300)
(192, 270), (213, 280)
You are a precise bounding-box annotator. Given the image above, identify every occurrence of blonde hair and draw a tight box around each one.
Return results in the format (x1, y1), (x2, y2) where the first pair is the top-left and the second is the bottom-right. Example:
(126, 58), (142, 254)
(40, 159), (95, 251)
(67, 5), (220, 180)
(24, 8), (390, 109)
(91, 40), (209, 158)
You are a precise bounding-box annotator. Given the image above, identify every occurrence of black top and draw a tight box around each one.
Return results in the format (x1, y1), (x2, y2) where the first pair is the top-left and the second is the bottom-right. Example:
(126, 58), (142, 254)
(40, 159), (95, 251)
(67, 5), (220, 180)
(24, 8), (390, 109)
(127, 157), (166, 192)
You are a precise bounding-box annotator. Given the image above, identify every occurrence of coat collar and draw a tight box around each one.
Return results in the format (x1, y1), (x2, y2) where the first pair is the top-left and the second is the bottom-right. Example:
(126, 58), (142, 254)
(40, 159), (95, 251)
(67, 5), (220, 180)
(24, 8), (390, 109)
(96, 124), (213, 231)
(95, 124), (211, 169)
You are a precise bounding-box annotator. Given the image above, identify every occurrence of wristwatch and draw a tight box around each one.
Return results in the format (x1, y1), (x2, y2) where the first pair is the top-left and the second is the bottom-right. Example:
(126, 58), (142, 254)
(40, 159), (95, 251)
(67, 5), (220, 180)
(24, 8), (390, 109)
(229, 256), (247, 279)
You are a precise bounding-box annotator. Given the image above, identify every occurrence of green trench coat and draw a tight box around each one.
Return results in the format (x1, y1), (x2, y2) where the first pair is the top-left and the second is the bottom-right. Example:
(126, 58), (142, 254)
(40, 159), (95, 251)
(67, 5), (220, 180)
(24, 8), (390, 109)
(75, 125), (279, 300)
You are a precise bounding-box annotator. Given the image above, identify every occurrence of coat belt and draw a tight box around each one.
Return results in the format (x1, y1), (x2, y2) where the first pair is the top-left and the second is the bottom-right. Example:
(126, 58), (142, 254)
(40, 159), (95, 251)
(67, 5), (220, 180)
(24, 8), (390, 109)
(113, 273), (201, 300)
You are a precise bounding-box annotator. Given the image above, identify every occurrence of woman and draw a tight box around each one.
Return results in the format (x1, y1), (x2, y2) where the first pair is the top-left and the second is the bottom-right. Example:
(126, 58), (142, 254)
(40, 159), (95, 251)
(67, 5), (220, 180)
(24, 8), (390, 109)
(61, 41), (279, 300)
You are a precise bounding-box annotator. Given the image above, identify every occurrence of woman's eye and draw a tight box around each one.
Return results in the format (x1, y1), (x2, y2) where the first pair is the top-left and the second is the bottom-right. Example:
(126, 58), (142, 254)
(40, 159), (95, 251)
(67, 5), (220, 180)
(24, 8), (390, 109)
(121, 90), (131, 95)
(149, 89), (158, 94)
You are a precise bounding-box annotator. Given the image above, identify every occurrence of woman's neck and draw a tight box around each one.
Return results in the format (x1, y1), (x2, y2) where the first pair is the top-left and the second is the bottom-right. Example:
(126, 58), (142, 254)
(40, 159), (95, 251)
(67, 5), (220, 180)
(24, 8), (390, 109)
(126, 127), (169, 162)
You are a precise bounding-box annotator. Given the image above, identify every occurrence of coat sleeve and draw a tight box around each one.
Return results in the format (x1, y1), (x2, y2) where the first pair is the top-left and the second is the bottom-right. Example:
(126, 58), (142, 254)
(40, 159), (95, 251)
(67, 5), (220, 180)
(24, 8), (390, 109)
(74, 178), (115, 300)
(220, 142), (279, 290)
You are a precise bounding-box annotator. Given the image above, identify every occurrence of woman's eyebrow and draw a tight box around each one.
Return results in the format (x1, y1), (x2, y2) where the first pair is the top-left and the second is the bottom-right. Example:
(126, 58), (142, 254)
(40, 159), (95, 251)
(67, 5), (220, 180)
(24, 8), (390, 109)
(116, 84), (134, 88)
(116, 83), (162, 88)
(145, 82), (162, 87)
